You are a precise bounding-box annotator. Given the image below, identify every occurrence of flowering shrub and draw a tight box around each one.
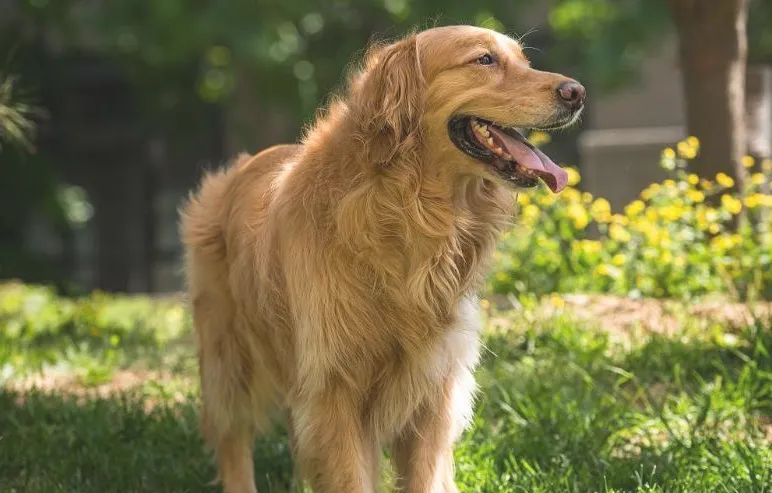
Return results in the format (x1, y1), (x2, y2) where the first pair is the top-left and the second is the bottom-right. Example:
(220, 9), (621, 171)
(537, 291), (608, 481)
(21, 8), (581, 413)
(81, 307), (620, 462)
(489, 136), (772, 300)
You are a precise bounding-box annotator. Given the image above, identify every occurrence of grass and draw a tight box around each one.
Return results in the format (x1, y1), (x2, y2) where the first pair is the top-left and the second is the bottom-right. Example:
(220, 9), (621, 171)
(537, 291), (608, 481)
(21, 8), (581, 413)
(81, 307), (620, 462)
(1, 294), (771, 492)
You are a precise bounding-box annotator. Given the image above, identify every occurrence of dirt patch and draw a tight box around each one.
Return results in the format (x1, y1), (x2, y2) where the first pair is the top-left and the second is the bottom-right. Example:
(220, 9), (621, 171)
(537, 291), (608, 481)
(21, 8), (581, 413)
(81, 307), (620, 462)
(7, 369), (195, 410)
(488, 293), (772, 337)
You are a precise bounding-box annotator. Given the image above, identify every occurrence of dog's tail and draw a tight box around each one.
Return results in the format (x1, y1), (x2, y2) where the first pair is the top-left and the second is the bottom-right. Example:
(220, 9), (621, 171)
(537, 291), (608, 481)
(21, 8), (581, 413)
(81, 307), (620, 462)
(178, 155), (250, 264)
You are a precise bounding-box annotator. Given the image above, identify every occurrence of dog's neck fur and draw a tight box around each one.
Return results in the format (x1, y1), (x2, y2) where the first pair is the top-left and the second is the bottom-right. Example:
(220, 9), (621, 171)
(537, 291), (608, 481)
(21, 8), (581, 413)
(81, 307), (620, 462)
(298, 101), (515, 322)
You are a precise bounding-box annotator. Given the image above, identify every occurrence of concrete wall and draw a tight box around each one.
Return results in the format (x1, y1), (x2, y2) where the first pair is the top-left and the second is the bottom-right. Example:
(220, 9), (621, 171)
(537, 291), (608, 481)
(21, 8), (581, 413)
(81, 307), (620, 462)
(579, 37), (686, 211)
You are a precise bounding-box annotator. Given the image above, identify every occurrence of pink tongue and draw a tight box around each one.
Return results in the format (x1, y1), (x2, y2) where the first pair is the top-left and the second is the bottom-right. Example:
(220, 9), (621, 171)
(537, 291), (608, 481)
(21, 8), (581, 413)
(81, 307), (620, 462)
(487, 126), (567, 193)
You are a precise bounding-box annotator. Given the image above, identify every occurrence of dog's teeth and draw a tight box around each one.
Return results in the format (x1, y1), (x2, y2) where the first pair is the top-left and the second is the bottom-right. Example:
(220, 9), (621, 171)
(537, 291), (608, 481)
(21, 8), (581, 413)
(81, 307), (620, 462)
(486, 137), (495, 146)
(480, 126), (490, 137)
(493, 146), (503, 154)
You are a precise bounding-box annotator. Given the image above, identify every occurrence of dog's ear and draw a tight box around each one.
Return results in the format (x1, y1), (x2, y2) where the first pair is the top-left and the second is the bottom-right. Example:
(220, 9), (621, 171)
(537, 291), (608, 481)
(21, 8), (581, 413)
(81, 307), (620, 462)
(353, 34), (424, 167)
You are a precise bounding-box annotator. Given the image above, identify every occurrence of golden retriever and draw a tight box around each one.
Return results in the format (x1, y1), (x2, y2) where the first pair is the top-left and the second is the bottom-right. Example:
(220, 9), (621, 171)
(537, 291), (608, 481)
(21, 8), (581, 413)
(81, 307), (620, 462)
(179, 25), (584, 493)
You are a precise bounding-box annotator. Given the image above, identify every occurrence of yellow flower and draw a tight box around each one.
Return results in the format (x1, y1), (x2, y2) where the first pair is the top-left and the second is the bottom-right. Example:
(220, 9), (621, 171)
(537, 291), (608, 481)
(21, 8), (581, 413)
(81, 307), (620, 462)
(686, 190), (705, 203)
(701, 179), (714, 190)
(594, 264), (610, 276)
(677, 140), (697, 159)
(528, 130), (551, 147)
(538, 194), (556, 206)
(517, 193), (530, 205)
(480, 299), (490, 309)
(751, 173), (765, 186)
(660, 250), (673, 264)
(590, 198), (612, 223)
(567, 203), (589, 229)
(609, 223), (631, 243)
(659, 205), (683, 222)
(686, 136), (699, 150)
(709, 223), (720, 234)
(721, 194), (742, 215)
(663, 179), (677, 189)
(744, 193), (766, 209)
(579, 240), (602, 255)
(625, 200), (645, 217)
(582, 192), (594, 203)
(562, 188), (581, 203)
(660, 232), (672, 249)
(687, 174), (700, 185)
(711, 234), (742, 251)
(549, 293), (565, 309)
(566, 167), (581, 187)
(640, 183), (661, 200)
(742, 155), (755, 169)
(716, 173), (735, 188)
(611, 253), (627, 266)
(696, 208), (718, 231)
(611, 214), (629, 226)
(662, 148), (676, 159)
(522, 204), (540, 223)
(674, 256), (686, 268)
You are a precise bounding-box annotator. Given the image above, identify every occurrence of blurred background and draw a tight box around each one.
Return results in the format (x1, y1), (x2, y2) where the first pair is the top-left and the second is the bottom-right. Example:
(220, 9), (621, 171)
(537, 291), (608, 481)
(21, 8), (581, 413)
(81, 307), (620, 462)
(1, 0), (771, 295)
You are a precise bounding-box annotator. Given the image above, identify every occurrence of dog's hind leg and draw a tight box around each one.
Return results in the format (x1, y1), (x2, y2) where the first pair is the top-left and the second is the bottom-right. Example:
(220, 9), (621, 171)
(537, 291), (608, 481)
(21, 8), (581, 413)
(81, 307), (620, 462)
(181, 168), (276, 493)
(194, 285), (279, 493)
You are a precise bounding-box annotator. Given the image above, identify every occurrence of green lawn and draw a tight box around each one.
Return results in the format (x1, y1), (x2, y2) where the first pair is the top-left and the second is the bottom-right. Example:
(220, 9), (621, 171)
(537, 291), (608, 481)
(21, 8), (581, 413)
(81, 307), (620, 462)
(1, 290), (771, 492)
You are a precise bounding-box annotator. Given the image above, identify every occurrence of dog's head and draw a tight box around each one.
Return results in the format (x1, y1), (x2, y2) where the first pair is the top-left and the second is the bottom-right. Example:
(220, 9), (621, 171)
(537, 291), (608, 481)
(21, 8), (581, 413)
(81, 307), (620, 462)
(350, 25), (585, 193)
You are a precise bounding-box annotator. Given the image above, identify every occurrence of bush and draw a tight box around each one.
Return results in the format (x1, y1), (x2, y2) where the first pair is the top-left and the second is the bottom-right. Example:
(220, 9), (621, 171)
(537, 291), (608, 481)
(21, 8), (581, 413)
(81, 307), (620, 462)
(0, 281), (189, 378)
(489, 136), (772, 301)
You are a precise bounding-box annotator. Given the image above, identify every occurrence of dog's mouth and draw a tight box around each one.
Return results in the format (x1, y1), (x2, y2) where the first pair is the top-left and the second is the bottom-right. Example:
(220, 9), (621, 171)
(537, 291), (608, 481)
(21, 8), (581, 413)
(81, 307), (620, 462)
(448, 116), (568, 193)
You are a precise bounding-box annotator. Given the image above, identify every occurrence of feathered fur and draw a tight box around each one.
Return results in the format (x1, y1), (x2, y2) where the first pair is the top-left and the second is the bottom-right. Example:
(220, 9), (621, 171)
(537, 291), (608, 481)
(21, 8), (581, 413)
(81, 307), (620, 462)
(179, 25), (578, 493)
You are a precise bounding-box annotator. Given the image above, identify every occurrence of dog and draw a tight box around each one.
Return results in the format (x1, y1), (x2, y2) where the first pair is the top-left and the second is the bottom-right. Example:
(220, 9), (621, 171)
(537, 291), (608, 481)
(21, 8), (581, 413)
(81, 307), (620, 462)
(179, 25), (584, 493)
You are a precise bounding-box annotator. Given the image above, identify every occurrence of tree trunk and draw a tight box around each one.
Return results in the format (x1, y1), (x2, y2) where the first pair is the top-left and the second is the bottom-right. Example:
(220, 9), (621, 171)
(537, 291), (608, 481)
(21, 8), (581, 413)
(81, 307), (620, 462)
(668, 0), (749, 189)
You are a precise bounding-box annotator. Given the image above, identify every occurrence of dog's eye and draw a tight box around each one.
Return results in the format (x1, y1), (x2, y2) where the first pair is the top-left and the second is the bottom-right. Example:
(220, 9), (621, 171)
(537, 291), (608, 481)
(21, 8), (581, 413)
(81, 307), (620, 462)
(477, 54), (495, 65)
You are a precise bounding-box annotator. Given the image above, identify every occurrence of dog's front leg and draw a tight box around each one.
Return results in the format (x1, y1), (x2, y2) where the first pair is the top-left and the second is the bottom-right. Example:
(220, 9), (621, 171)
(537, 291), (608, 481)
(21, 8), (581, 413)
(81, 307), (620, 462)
(392, 376), (463, 493)
(291, 385), (377, 493)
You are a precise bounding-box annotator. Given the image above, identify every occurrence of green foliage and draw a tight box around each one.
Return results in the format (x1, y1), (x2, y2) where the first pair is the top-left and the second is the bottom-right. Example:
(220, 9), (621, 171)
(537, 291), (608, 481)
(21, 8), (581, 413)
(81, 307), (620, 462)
(0, 282), (189, 381)
(546, 0), (670, 90)
(0, 0), (735, 124)
(546, 0), (772, 89)
(1, 289), (771, 492)
(15, 0), (770, 116)
(18, 0), (560, 129)
(0, 72), (80, 287)
(0, 74), (36, 151)
(489, 136), (772, 300)
(748, 0), (772, 64)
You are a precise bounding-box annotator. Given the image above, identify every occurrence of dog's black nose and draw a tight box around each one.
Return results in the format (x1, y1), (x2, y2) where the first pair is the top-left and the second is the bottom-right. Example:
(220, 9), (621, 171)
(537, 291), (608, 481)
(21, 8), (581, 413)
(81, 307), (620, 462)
(556, 80), (586, 108)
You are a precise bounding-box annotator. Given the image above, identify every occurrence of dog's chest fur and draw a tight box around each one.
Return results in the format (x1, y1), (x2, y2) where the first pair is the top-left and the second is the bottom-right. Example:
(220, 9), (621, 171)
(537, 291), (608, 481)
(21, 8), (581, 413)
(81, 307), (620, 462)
(365, 295), (483, 441)
(272, 163), (510, 441)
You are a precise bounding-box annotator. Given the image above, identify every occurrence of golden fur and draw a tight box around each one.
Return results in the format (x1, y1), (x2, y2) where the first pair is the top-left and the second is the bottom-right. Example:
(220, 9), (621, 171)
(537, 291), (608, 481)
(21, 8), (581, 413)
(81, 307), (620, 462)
(179, 25), (581, 493)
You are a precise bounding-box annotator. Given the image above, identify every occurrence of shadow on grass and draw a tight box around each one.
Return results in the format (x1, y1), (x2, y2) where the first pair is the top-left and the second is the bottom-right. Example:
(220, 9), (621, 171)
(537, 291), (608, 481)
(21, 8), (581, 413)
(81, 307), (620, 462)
(0, 390), (294, 493)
